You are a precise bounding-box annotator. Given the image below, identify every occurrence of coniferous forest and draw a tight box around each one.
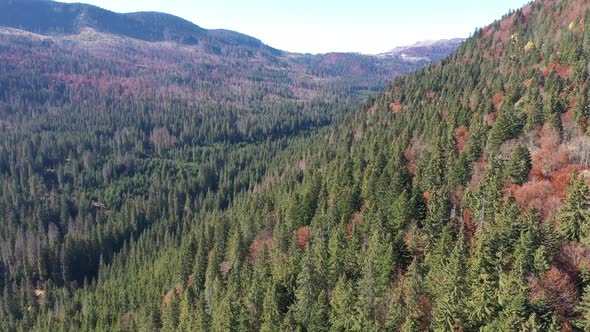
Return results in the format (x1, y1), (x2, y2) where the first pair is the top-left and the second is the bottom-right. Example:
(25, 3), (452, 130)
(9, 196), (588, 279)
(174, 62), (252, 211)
(3, 0), (590, 331)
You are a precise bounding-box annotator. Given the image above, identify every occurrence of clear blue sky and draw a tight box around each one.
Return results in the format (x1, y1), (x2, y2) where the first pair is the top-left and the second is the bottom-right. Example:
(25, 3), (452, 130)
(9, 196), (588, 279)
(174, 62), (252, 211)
(59, 0), (531, 54)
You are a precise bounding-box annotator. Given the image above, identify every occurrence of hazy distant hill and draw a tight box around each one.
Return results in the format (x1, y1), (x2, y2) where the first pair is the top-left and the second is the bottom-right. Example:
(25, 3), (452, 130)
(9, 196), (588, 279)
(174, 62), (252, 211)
(379, 38), (465, 62)
(0, 0), (461, 84)
(0, 0), (277, 50)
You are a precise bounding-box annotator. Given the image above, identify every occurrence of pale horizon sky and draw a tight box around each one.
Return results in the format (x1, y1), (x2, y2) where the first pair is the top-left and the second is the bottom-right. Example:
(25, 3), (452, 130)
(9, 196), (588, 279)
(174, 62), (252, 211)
(59, 0), (532, 54)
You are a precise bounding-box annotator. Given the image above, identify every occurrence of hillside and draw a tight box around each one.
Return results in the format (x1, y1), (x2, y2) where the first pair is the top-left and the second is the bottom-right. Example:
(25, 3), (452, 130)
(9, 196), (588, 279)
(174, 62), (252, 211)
(0, 0), (455, 81)
(0, 0), (460, 145)
(6, 0), (590, 331)
(380, 38), (465, 62)
(0, 0), (256, 47)
(0, 1), (462, 332)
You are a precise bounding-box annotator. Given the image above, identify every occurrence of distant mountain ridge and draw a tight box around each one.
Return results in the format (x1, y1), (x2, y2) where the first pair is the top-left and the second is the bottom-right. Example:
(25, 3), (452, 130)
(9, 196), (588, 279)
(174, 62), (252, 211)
(0, 0), (463, 100)
(378, 38), (465, 62)
(0, 0), (461, 60)
(0, 0), (273, 50)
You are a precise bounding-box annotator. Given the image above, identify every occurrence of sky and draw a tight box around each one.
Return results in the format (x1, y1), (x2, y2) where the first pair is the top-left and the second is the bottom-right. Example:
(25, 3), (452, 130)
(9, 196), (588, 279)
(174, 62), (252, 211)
(59, 0), (532, 54)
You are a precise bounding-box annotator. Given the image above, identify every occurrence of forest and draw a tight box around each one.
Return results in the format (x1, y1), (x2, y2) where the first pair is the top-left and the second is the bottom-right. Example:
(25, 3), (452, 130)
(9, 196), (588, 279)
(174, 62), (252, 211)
(3, 0), (590, 331)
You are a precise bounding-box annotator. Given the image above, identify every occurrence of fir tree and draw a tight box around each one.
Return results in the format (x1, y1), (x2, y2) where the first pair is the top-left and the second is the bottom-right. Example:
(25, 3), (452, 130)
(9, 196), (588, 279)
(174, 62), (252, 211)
(557, 173), (590, 243)
(506, 145), (532, 185)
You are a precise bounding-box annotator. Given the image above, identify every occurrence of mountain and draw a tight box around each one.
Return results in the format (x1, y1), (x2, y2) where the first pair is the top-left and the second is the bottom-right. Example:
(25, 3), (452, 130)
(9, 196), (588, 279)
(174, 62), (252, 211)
(9, 0), (590, 331)
(0, 0), (462, 111)
(0, 0), (461, 145)
(0, 2), (457, 317)
(0, 0), (272, 49)
(378, 38), (465, 62)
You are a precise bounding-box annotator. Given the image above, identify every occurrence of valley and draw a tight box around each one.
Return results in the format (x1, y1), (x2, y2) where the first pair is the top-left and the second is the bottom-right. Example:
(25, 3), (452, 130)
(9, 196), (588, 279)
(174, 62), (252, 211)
(2, 0), (590, 331)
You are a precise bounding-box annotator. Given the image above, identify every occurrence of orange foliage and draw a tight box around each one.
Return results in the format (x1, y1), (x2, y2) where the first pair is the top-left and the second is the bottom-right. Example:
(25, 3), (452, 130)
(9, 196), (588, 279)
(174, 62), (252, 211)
(406, 162), (416, 176)
(511, 161), (585, 219)
(539, 125), (561, 150)
(529, 267), (579, 319)
(543, 61), (572, 79)
(423, 191), (432, 203)
(530, 148), (570, 180)
(492, 92), (505, 111)
(513, 180), (560, 218)
(404, 147), (415, 161)
(161, 283), (183, 306)
(462, 209), (477, 243)
(296, 226), (310, 250)
(482, 26), (492, 39)
(506, 125), (590, 218)
(455, 127), (469, 154)
(404, 147), (417, 176)
(161, 289), (175, 306)
(551, 165), (586, 197)
(451, 187), (464, 206)
(530, 127), (569, 180)
(249, 228), (274, 260)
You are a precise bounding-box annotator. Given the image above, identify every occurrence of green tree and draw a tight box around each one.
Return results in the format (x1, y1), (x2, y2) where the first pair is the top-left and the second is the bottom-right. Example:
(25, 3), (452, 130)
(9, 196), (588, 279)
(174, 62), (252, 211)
(557, 173), (590, 243)
(506, 145), (532, 185)
(576, 285), (590, 331)
(329, 276), (358, 332)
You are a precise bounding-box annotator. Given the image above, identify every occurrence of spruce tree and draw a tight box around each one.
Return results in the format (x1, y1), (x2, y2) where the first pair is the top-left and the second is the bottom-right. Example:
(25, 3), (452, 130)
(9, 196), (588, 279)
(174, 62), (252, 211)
(329, 276), (357, 332)
(506, 145), (532, 185)
(557, 173), (590, 243)
(577, 286), (590, 331)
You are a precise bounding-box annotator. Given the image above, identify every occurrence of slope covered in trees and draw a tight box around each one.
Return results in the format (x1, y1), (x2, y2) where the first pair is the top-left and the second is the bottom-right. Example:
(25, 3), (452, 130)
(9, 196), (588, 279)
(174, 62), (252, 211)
(4, 0), (590, 331)
(0, 1), (458, 331)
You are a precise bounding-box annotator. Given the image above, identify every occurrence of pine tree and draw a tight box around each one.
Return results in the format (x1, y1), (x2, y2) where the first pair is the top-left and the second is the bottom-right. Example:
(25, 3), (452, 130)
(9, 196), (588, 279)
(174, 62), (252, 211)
(328, 226), (346, 285)
(577, 285), (590, 331)
(210, 287), (238, 332)
(489, 104), (524, 149)
(161, 291), (180, 332)
(494, 259), (528, 331)
(557, 173), (590, 243)
(506, 145), (532, 185)
(355, 230), (393, 330)
(385, 285), (404, 330)
(194, 294), (210, 331)
(423, 192), (451, 245)
(329, 276), (358, 332)
(260, 283), (281, 332)
(574, 86), (590, 124)
(309, 290), (330, 332)
(400, 259), (425, 331)
(467, 226), (499, 328)
(428, 228), (468, 331)
(520, 313), (544, 332)
(180, 236), (197, 281)
(176, 291), (196, 332)
(524, 93), (544, 132)
(293, 251), (317, 327)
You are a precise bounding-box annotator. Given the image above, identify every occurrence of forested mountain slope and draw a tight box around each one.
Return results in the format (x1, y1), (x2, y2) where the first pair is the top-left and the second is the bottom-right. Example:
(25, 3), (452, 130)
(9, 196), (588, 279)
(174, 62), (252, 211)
(6, 0), (590, 331)
(0, 1), (461, 331)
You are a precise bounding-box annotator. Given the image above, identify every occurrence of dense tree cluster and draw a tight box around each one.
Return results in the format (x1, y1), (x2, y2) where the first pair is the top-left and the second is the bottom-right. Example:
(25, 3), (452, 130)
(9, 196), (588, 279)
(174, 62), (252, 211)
(3, 0), (590, 331)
